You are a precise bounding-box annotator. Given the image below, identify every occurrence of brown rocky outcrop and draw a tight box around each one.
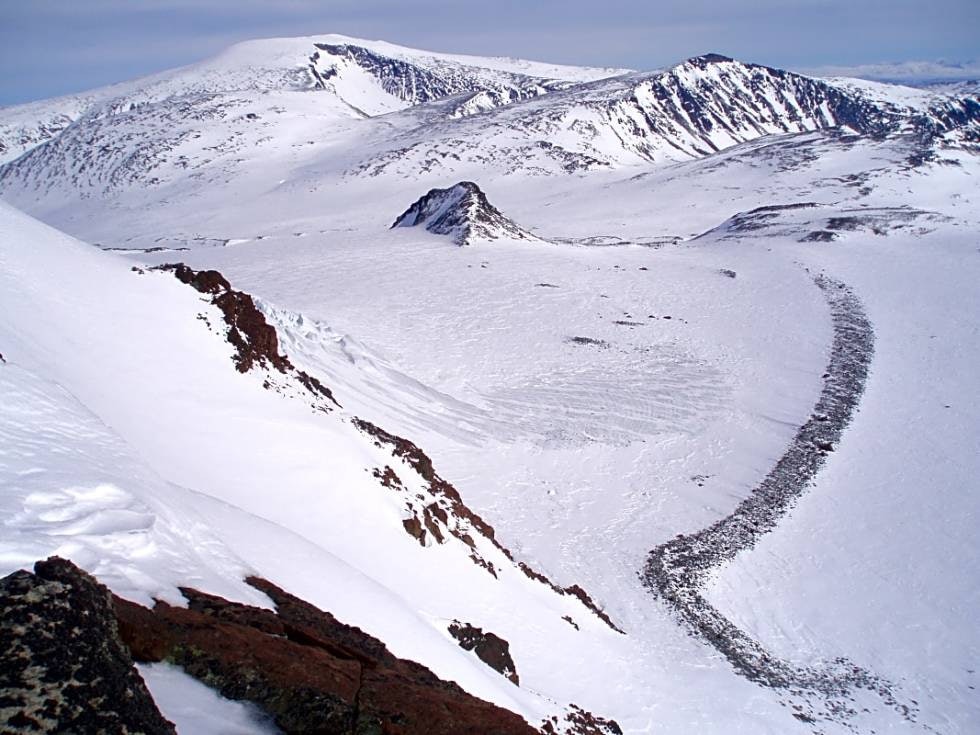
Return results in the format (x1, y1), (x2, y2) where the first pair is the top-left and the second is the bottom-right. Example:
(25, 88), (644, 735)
(354, 417), (623, 634)
(155, 262), (338, 406)
(114, 575), (539, 735)
(448, 621), (519, 685)
(541, 705), (623, 735)
(3, 558), (623, 735)
(0, 558), (176, 734)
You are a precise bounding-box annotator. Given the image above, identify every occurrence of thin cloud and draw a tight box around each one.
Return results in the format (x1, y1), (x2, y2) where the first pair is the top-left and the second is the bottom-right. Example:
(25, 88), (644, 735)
(798, 60), (980, 84)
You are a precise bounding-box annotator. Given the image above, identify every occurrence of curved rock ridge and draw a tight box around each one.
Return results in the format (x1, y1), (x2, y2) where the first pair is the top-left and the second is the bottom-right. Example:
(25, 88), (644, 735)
(391, 181), (542, 245)
(0, 557), (176, 734)
(642, 276), (917, 727)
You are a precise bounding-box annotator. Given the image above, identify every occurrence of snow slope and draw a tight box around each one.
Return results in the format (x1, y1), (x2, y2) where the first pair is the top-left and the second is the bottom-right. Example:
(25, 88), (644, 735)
(1, 33), (979, 735)
(0, 200), (641, 731)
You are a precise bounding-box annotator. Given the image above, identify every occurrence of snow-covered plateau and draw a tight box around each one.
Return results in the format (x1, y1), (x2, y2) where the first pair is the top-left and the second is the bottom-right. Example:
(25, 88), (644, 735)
(0, 34), (978, 734)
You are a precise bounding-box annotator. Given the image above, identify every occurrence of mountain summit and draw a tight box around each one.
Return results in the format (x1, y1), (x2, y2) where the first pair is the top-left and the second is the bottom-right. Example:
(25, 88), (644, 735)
(391, 181), (540, 246)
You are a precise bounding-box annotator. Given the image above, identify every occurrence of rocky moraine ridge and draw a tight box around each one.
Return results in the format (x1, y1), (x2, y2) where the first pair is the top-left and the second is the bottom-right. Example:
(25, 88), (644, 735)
(643, 276), (920, 728)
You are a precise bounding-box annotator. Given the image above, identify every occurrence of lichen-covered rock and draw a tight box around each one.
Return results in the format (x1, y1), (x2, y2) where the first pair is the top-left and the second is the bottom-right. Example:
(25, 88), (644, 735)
(0, 557), (176, 734)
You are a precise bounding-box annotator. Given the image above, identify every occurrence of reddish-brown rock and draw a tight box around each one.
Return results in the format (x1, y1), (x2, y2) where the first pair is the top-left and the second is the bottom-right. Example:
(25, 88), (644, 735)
(448, 621), (519, 685)
(155, 263), (339, 407)
(113, 576), (539, 735)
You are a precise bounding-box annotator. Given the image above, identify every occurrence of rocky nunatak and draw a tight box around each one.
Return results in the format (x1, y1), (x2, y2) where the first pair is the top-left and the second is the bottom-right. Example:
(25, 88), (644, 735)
(0, 558), (176, 734)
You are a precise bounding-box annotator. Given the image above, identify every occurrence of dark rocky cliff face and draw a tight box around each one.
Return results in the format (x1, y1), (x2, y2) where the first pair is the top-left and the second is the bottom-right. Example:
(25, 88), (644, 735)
(309, 43), (564, 114)
(0, 558), (176, 734)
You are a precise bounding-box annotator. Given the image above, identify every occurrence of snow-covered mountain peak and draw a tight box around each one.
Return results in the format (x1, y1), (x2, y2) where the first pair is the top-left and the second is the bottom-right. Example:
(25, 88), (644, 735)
(0, 34), (628, 166)
(306, 36), (627, 118)
(392, 181), (541, 246)
(682, 53), (736, 67)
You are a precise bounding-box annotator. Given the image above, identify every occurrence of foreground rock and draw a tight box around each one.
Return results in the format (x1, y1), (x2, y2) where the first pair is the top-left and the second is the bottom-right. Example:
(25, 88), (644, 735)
(391, 181), (541, 246)
(115, 575), (539, 735)
(0, 558), (175, 734)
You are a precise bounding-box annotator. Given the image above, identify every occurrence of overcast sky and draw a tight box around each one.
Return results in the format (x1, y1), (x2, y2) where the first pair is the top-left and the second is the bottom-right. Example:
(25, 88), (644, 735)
(1, 0), (978, 105)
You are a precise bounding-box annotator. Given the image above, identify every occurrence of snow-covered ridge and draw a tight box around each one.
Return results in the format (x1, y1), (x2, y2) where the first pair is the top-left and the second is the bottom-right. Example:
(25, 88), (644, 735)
(308, 39), (625, 119)
(0, 34), (626, 166)
(352, 54), (980, 178)
(2, 38), (977, 205)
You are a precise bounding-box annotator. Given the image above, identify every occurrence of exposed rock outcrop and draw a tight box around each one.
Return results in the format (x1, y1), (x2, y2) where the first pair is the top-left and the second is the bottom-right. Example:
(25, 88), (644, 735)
(541, 705), (623, 735)
(155, 263), (339, 408)
(0, 558), (176, 734)
(4, 556), (623, 734)
(448, 621), (519, 685)
(114, 576), (539, 734)
(308, 43), (570, 117)
(391, 181), (542, 246)
(354, 417), (624, 634)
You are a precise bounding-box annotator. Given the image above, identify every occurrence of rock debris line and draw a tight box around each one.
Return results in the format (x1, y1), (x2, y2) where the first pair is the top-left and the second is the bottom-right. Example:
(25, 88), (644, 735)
(644, 275), (920, 729)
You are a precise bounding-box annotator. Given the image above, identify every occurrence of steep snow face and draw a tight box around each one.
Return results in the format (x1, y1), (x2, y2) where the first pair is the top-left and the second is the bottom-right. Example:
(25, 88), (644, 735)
(308, 40), (621, 118)
(391, 181), (541, 245)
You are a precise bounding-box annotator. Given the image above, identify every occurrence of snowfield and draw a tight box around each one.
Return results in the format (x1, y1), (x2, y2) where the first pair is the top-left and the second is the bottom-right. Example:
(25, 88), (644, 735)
(0, 34), (978, 734)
